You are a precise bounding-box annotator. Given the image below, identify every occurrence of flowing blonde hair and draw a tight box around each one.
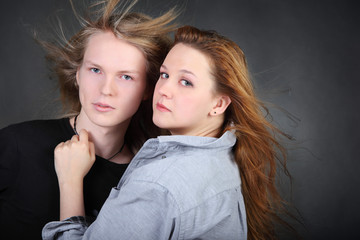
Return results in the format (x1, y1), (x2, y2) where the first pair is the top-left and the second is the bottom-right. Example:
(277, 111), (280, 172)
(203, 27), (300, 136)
(174, 25), (296, 240)
(41, 0), (178, 151)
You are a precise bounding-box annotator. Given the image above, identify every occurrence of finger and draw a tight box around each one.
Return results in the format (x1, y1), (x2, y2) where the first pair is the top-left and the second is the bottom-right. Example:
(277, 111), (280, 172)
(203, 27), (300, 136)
(79, 129), (89, 143)
(89, 142), (96, 161)
(64, 140), (72, 146)
(55, 142), (64, 151)
(71, 134), (79, 142)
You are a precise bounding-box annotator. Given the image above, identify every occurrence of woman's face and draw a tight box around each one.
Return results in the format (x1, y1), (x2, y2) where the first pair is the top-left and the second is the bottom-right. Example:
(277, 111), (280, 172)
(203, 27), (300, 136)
(77, 31), (147, 129)
(152, 43), (221, 136)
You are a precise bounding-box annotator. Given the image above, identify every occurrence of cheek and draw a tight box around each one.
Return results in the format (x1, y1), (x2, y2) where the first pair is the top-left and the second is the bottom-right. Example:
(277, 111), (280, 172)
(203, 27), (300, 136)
(153, 80), (161, 93)
(175, 96), (196, 116)
(78, 82), (95, 98)
(123, 90), (147, 117)
(78, 80), (102, 107)
(123, 84), (146, 107)
(135, 80), (147, 100)
(152, 84), (161, 102)
(132, 89), (145, 105)
(179, 94), (212, 118)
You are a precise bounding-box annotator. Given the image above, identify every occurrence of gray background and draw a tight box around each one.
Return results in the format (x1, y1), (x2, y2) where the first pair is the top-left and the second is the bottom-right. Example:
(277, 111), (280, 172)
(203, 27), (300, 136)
(1, 0), (359, 239)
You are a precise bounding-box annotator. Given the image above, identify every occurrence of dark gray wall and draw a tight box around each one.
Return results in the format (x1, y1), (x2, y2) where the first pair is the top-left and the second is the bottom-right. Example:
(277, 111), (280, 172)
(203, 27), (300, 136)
(1, 0), (359, 239)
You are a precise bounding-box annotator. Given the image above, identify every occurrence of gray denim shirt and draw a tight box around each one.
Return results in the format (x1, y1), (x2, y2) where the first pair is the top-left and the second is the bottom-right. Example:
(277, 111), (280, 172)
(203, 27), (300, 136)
(43, 131), (247, 240)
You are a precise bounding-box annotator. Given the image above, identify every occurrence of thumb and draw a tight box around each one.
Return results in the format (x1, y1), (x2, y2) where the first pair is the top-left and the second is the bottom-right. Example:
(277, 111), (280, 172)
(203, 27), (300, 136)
(89, 141), (96, 161)
(79, 129), (89, 143)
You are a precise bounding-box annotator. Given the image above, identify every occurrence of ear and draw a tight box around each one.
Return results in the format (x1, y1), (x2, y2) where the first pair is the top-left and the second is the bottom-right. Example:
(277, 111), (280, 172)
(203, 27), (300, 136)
(75, 68), (80, 86)
(209, 95), (231, 116)
(73, 67), (80, 89)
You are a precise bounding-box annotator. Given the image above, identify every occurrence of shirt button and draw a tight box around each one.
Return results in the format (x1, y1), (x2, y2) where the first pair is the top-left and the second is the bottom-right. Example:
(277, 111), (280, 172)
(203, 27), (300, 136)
(161, 155), (166, 159)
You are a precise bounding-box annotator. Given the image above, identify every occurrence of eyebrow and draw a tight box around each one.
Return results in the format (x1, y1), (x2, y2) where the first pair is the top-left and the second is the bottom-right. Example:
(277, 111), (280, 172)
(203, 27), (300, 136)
(83, 60), (142, 75)
(161, 64), (197, 78)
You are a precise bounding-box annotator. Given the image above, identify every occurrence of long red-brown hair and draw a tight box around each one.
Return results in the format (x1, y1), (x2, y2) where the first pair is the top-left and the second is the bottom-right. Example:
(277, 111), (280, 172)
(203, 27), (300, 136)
(174, 25), (295, 240)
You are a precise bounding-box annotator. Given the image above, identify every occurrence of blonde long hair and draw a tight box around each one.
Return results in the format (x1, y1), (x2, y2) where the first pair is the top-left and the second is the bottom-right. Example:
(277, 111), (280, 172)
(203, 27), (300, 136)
(41, 0), (178, 151)
(174, 25), (295, 240)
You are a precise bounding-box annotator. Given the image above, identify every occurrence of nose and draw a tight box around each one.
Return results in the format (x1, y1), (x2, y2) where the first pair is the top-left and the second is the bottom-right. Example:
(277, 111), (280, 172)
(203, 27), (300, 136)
(156, 77), (173, 99)
(101, 76), (116, 96)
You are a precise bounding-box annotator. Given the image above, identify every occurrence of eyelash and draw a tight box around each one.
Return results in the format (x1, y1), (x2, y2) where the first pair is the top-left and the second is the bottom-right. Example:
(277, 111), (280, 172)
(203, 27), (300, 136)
(180, 79), (193, 87)
(160, 72), (193, 87)
(160, 72), (169, 79)
(90, 68), (133, 81)
(90, 68), (101, 74)
(121, 75), (133, 81)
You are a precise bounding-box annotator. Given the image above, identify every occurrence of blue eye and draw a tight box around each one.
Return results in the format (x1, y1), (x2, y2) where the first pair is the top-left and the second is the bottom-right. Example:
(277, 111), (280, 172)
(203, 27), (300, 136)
(180, 79), (193, 87)
(121, 75), (132, 81)
(90, 68), (101, 74)
(160, 72), (169, 79)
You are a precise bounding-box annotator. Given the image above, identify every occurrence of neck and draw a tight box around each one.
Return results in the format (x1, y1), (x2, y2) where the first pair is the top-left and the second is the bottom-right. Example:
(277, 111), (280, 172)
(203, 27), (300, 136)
(71, 113), (132, 164)
(170, 128), (220, 137)
(170, 115), (224, 137)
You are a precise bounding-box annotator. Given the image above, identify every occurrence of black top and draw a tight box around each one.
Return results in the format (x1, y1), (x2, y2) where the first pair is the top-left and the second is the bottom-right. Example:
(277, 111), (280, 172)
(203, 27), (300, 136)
(0, 118), (128, 240)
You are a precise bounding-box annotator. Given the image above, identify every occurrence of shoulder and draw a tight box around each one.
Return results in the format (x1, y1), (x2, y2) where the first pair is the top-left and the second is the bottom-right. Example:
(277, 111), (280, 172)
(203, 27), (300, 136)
(164, 151), (240, 191)
(130, 148), (241, 212)
(1, 118), (70, 138)
(1, 118), (66, 132)
(0, 118), (72, 150)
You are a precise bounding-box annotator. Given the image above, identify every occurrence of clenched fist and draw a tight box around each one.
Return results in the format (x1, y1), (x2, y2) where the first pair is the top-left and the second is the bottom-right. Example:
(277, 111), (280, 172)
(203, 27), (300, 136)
(54, 129), (96, 185)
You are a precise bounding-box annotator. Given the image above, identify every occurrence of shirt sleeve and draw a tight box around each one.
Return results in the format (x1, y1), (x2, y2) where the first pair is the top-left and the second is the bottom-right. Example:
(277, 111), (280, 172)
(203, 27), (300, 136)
(42, 180), (181, 240)
(42, 216), (90, 240)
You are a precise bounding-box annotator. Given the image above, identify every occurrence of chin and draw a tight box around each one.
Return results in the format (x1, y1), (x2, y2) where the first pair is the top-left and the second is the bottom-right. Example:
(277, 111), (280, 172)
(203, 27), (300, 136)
(152, 117), (169, 130)
(152, 120), (165, 129)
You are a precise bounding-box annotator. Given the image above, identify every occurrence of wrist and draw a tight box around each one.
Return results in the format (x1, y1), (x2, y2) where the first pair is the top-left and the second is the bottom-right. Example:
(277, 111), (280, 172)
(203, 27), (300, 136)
(58, 179), (83, 192)
(59, 179), (85, 220)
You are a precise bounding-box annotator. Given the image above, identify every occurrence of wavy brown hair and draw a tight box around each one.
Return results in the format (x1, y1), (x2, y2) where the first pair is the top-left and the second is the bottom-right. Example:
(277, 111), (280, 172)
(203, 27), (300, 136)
(41, 0), (178, 151)
(174, 25), (296, 240)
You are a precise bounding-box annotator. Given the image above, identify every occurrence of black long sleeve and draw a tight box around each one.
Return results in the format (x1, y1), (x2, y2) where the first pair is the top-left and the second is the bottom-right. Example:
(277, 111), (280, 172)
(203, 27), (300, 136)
(0, 119), (128, 239)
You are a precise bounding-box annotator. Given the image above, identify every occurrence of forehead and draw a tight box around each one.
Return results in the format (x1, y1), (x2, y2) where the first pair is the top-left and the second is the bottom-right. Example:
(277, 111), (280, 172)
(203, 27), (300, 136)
(166, 43), (212, 70)
(164, 43), (215, 86)
(84, 31), (146, 69)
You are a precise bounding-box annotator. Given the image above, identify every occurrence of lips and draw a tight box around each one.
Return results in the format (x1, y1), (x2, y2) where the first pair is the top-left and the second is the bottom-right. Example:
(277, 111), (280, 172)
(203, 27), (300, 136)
(93, 102), (115, 112)
(156, 103), (171, 112)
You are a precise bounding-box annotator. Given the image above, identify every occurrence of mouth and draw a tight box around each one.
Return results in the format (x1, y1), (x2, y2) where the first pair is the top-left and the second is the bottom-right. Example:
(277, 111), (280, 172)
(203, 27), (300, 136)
(156, 103), (171, 112)
(93, 102), (115, 112)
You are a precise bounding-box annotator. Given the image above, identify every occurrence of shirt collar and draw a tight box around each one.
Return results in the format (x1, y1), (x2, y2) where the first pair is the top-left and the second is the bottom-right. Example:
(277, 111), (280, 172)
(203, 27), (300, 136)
(157, 130), (237, 149)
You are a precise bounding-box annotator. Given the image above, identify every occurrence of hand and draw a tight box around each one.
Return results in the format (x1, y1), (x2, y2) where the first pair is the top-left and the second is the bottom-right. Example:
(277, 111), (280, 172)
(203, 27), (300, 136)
(54, 129), (96, 185)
